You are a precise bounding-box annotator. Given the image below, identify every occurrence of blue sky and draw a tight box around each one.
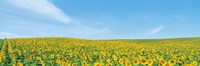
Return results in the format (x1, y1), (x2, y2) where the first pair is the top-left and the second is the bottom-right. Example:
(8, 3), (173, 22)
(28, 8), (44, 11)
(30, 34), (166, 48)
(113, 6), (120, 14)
(0, 0), (200, 39)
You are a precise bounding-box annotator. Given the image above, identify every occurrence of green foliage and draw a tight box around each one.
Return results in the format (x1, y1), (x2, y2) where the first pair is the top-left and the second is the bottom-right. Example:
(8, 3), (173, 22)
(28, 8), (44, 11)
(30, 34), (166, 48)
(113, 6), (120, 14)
(0, 37), (200, 66)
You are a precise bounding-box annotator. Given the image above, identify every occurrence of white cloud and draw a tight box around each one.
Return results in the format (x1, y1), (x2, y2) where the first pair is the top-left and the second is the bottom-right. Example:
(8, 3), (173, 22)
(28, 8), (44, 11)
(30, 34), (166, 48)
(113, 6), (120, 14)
(0, 0), (110, 39)
(83, 27), (110, 34)
(5, 0), (71, 23)
(69, 26), (110, 35)
(147, 26), (164, 35)
(0, 32), (20, 38)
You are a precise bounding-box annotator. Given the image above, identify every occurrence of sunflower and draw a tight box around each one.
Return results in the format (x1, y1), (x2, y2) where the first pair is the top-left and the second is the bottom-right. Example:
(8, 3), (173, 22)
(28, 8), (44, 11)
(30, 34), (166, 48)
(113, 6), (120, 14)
(192, 61), (198, 65)
(131, 55), (135, 59)
(50, 54), (54, 59)
(72, 63), (77, 66)
(160, 59), (166, 65)
(28, 55), (33, 59)
(17, 61), (23, 66)
(61, 61), (67, 66)
(12, 64), (16, 66)
(36, 56), (42, 60)
(119, 58), (124, 64)
(105, 64), (111, 66)
(147, 59), (153, 65)
(188, 55), (193, 60)
(165, 62), (172, 66)
(170, 60), (176, 65)
(184, 64), (193, 66)
(100, 59), (103, 63)
(107, 59), (113, 65)
(125, 61), (132, 66)
(56, 59), (61, 64)
(93, 62), (103, 66)
(198, 56), (200, 60)
(158, 56), (163, 60)
(177, 58), (183, 63)
(41, 60), (45, 66)
(133, 59), (139, 65)
(140, 58), (147, 65)
(82, 60), (89, 66)
(66, 60), (71, 65)
(112, 55), (118, 61)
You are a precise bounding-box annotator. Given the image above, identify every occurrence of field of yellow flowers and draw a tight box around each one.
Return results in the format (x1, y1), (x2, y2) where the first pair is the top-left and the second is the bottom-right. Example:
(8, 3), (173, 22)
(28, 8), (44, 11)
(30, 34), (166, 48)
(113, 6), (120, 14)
(0, 38), (200, 66)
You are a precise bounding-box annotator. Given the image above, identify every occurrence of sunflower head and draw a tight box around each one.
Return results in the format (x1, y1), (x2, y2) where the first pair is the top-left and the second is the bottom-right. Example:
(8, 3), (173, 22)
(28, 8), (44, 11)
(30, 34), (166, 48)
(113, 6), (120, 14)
(147, 59), (153, 65)
(93, 62), (103, 66)
(170, 60), (176, 65)
(160, 59), (166, 65)
(140, 58), (147, 65)
(165, 62), (173, 66)
(192, 61), (198, 65)
(107, 59), (113, 65)
(112, 55), (118, 61)
(158, 56), (163, 60)
(119, 58), (125, 64)
(125, 61), (132, 66)
(133, 59), (139, 65)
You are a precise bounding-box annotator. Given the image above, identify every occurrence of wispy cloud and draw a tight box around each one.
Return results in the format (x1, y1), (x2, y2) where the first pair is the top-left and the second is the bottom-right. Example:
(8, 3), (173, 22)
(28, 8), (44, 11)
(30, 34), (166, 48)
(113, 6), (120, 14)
(5, 0), (71, 23)
(0, 32), (21, 38)
(146, 25), (164, 35)
(78, 27), (110, 35)
(0, 0), (110, 39)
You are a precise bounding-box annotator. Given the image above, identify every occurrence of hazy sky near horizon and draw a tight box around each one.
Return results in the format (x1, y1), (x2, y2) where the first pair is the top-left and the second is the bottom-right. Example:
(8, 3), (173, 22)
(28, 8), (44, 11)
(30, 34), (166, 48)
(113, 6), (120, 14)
(0, 0), (200, 39)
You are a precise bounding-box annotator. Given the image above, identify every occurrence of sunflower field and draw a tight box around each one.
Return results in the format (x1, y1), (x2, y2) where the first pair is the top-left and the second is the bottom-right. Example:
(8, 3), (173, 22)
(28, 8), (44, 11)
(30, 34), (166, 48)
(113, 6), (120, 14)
(0, 38), (200, 66)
